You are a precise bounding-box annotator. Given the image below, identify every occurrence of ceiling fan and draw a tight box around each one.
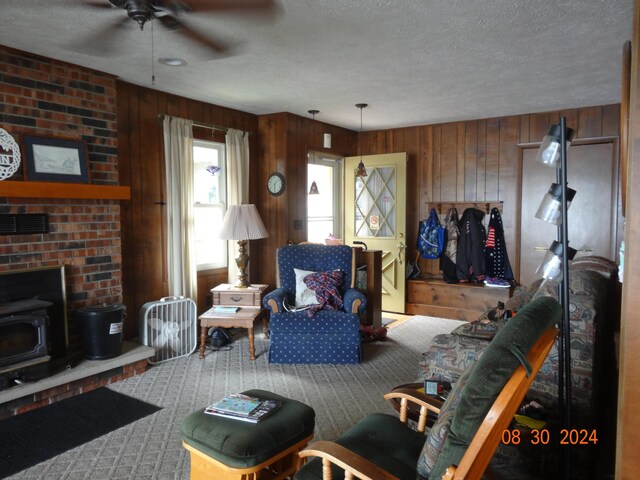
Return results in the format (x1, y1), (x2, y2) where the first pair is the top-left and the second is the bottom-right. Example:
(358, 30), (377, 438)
(80, 0), (280, 55)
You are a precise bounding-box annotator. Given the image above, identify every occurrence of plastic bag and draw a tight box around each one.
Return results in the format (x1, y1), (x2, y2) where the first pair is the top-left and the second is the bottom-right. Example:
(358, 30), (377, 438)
(417, 208), (445, 259)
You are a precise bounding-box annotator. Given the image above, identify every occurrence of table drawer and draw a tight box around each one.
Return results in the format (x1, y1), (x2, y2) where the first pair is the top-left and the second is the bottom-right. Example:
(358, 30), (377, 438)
(213, 290), (261, 307)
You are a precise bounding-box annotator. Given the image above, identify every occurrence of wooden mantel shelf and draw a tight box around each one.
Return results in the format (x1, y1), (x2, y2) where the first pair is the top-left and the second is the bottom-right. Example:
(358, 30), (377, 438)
(0, 181), (131, 200)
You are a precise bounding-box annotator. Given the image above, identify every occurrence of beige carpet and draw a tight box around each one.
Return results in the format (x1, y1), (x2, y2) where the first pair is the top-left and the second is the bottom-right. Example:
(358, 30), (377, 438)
(7, 315), (464, 480)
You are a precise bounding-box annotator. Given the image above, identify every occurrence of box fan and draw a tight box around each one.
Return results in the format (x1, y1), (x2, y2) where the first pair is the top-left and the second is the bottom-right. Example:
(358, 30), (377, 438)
(139, 296), (197, 364)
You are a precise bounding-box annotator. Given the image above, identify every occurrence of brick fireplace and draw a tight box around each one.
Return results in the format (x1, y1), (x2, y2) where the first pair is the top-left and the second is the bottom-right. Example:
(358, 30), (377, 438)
(0, 46), (149, 416)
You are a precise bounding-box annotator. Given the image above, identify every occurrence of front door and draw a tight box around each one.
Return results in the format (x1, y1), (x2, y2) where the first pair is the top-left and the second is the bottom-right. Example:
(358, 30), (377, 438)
(344, 153), (407, 313)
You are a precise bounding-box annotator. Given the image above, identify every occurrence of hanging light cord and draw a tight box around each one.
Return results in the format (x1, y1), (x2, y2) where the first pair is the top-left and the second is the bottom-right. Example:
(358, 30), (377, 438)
(151, 21), (156, 86)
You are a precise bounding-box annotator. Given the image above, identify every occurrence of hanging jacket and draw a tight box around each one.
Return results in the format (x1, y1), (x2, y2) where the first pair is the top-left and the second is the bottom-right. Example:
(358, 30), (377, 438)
(440, 207), (460, 283)
(484, 207), (514, 280)
(456, 208), (487, 282)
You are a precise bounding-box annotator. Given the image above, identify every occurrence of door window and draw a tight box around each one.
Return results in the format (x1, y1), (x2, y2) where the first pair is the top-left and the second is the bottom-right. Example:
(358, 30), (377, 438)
(307, 152), (343, 243)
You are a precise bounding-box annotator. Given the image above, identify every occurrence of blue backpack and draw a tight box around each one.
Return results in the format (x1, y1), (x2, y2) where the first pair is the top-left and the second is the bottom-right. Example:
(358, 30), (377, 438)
(417, 208), (445, 259)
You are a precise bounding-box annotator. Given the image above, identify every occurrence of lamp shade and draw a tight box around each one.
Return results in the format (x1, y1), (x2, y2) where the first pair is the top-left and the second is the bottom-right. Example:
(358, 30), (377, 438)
(535, 124), (575, 167)
(535, 183), (577, 225)
(535, 240), (577, 281)
(355, 161), (368, 177)
(219, 204), (269, 241)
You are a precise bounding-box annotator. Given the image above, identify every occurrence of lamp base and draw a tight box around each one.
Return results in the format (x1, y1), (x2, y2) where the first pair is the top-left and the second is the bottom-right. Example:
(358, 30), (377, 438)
(234, 240), (250, 289)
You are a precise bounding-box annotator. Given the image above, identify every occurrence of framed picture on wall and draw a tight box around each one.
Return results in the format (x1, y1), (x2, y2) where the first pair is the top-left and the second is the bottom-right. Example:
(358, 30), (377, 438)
(23, 135), (89, 183)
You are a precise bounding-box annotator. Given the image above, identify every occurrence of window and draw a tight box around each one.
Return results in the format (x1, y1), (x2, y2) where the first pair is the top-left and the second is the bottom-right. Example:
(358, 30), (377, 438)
(307, 152), (343, 243)
(193, 140), (227, 270)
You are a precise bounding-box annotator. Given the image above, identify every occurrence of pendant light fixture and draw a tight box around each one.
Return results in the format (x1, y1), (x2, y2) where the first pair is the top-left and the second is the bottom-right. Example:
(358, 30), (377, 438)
(307, 110), (321, 194)
(355, 103), (368, 177)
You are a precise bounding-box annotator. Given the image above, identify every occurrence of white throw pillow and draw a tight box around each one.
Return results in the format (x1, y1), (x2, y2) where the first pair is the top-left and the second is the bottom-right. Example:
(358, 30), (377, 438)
(294, 268), (320, 307)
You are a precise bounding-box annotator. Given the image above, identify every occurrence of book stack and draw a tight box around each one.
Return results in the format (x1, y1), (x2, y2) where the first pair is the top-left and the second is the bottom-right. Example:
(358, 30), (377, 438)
(212, 306), (240, 314)
(205, 393), (281, 423)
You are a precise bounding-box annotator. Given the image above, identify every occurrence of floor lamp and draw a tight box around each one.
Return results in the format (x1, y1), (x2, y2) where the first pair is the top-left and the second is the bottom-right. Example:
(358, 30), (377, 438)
(534, 117), (576, 478)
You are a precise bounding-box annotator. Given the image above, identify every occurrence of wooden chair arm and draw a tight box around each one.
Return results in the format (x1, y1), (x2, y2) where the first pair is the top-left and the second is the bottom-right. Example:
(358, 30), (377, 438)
(384, 388), (443, 433)
(299, 440), (400, 480)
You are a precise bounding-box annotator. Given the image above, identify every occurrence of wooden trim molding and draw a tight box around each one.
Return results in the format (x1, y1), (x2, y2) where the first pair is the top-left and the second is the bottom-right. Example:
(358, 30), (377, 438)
(616, 1), (640, 476)
(0, 181), (131, 200)
(621, 40), (632, 217)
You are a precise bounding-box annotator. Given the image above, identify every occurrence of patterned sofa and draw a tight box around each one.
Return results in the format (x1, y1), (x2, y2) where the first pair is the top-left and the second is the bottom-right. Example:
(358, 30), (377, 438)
(418, 257), (618, 478)
(419, 256), (617, 426)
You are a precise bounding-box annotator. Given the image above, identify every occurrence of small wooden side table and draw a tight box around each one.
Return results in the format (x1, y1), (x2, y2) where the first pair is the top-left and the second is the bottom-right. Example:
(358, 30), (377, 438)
(199, 284), (268, 361)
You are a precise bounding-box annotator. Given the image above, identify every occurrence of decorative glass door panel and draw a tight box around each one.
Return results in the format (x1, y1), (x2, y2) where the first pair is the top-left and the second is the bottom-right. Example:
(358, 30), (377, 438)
(355, 167), (396, 238)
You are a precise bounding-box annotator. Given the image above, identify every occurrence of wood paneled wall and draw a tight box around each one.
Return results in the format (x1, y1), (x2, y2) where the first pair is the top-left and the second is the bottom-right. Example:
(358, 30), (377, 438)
(255, 113), (357, 286)
(117, 78), (620, 322)
(357, 105), (621, 279)
(117, 81), (259, 318)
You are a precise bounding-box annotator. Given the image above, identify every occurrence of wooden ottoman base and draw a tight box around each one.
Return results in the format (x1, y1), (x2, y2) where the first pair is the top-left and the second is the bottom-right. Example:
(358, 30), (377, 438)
(183, 434), (313, 480)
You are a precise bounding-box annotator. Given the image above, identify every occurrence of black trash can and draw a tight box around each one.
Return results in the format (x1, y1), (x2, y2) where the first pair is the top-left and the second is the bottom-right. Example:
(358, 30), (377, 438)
(79, 304), (126, 360)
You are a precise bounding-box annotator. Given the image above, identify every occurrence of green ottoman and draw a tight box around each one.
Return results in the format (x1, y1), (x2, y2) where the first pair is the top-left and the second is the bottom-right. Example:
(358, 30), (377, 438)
(182, 389), (315, 480)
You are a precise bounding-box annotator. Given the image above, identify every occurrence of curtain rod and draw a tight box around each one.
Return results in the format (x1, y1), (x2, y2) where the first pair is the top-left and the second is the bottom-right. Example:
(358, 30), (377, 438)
(157, 114), (228, 133)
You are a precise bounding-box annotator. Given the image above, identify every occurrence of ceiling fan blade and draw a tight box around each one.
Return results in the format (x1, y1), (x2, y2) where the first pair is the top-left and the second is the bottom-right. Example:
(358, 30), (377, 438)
(82, 0), (116, 9)
(68, 16), (131, 57)
(158, 15), (229, 54)
(162, 0), (279, 14)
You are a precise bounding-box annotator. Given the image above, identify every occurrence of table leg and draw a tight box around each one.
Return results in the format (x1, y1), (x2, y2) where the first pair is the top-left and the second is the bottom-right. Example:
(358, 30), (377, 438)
(248, 326), (256, 360)
(199, 323), (208, 359)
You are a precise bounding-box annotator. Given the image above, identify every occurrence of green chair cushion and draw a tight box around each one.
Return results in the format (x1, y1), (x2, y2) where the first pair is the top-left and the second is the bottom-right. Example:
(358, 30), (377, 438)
(181, 389), (315, 468)
(429, 296), (561, 479)
(416, 356), (477, 478)
(295, 412), (426, 480)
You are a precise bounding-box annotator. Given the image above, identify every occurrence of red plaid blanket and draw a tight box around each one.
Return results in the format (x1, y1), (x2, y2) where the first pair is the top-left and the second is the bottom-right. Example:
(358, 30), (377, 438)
(303, 270), (345, 317)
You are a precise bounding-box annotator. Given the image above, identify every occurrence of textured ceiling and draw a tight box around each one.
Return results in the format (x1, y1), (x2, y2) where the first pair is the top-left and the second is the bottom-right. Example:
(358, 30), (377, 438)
(0, 0), (634, 130)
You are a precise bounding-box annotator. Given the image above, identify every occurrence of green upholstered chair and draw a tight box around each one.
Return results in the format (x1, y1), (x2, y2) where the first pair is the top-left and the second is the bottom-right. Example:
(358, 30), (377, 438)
(295, 296), (561, 480)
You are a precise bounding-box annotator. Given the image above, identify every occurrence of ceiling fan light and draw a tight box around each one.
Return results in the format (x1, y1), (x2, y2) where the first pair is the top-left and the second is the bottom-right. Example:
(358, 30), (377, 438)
(159, 57), (187, 66)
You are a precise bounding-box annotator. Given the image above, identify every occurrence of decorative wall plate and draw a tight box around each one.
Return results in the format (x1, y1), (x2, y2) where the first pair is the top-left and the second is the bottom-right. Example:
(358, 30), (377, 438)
(0, 128), (21, 181)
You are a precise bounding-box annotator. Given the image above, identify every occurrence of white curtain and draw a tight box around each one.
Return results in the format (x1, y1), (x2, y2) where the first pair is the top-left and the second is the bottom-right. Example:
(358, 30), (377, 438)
(162, 116), (197, 302)
(225, 128), (250, 284)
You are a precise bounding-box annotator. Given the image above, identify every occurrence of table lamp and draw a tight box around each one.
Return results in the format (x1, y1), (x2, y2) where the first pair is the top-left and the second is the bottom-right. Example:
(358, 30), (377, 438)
(219, 204), (269, 288)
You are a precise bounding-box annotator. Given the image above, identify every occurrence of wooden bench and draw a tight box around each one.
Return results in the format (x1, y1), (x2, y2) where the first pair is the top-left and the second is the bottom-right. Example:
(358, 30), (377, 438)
(407, 276), (512, 321)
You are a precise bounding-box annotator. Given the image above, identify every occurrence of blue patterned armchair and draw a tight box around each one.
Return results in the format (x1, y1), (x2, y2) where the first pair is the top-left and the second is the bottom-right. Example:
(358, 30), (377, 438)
(263, 244), (366, 364)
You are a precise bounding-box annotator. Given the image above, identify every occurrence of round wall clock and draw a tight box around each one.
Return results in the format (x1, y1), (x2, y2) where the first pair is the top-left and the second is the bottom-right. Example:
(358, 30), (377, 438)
(267, 172), (285, 196)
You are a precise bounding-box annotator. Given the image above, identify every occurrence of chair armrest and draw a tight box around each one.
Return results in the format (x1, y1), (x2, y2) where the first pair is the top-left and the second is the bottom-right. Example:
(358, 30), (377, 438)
(384, 388), (443, 433)
(299, 440), (400, 480)
(343, 288), (367, 314)
(263, 288), (287, 314)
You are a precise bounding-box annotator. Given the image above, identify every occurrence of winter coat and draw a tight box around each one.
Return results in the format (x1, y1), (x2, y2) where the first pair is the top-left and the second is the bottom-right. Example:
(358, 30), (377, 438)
(456, 208), (487, 282)
(440, 207), (460, 283)
(484, 207), (514, 280)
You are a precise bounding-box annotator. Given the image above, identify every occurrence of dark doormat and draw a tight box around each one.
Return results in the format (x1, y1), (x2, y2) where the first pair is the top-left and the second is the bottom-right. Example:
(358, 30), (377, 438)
(0, 387), (162, 478)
